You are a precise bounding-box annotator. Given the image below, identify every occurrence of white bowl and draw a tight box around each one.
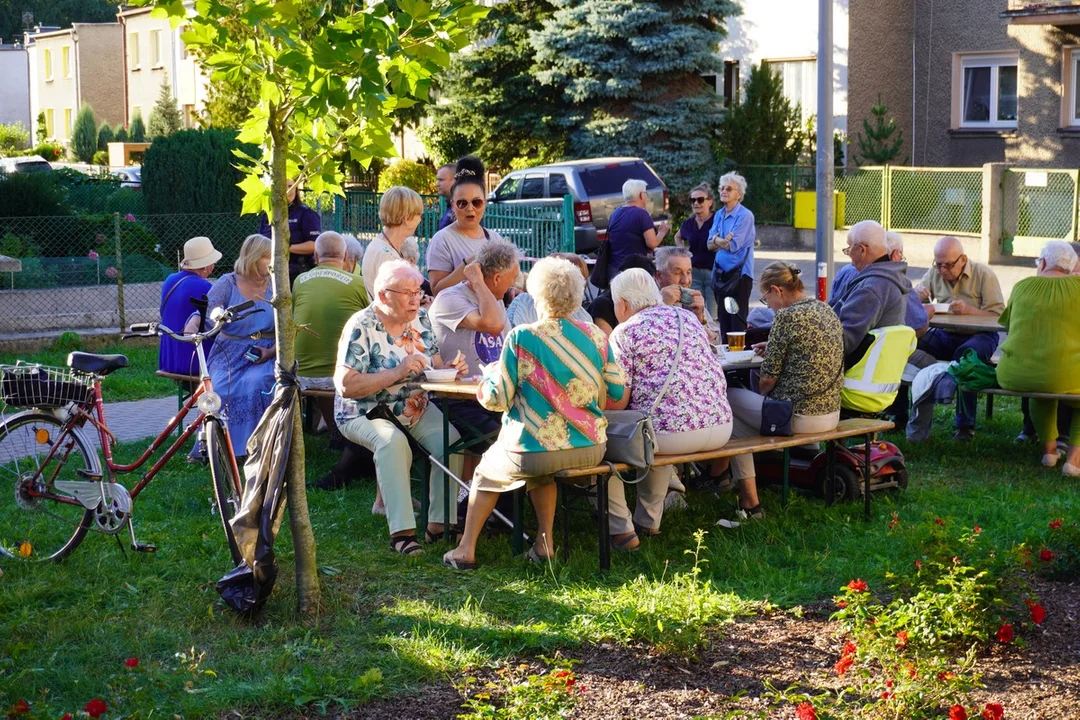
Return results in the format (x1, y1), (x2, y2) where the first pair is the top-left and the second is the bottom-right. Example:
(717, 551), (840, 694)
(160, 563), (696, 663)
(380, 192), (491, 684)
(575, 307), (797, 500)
(721, 350), (757, 364)
(932, 302), (951, 314)
(423, 368), (458, 383)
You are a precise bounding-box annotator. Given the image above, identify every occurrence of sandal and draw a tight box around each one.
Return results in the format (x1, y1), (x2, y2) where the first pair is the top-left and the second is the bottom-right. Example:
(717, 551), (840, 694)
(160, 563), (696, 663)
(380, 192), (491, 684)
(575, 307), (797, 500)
(633, 523), (661, 538)
(389, 535), (424, 556)
(424, 526), (462, 544)
(526, 546), (554, 565)
(611, 532), (640, 553)
(442, 550), (478, 571)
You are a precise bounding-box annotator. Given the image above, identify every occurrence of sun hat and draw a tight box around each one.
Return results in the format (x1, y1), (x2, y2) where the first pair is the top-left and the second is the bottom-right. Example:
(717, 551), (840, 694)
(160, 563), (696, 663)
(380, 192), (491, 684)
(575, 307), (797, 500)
(180, 236), (222, 270)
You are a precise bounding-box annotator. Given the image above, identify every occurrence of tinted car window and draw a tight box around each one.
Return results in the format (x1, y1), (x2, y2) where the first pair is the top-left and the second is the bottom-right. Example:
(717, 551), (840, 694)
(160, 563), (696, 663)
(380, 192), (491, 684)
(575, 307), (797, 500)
(520, 175), (545, 199)
(578, 162), (660, 197)
(548, 174), (570, 198)
(494, 176), (521, 201)
(12, 161), (52, 174)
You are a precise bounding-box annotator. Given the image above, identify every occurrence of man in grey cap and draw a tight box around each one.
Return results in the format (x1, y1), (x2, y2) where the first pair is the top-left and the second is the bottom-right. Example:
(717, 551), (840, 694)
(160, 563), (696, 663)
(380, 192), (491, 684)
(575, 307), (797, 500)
(158, 236), (221, 375)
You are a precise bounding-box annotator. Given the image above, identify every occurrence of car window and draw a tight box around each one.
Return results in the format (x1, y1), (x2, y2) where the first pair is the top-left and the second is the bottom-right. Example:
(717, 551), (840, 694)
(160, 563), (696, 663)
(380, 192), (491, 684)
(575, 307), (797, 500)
(520, 174), (545, 199)
(548, 174), (570, 198)
(13, 161), (52, 174)
(494, 176), (521, 201)
(578, 161), (661, 197)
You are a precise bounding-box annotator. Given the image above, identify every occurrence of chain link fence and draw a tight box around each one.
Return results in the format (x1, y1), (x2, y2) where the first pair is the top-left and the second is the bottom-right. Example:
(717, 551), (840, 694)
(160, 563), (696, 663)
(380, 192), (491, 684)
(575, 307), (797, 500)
(1001, 168), (1078, 256)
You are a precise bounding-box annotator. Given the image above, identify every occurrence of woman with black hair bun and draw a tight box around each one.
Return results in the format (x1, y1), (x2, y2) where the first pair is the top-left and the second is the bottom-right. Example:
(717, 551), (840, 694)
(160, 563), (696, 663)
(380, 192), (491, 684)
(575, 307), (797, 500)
(436, 155), (487, 231)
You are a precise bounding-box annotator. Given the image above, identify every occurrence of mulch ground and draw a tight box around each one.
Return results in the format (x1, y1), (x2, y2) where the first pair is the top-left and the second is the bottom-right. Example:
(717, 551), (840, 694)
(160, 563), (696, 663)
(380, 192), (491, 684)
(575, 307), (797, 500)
(332, 579), (1080, 720)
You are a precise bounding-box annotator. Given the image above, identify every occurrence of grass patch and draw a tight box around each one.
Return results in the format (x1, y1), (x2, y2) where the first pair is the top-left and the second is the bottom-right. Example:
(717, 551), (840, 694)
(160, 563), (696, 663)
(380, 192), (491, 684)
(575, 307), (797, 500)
(0, 397), (1076, 717)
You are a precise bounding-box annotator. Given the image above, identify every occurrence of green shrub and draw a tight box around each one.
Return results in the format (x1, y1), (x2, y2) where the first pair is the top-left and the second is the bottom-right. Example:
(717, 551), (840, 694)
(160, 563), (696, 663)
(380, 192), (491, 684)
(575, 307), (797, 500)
(0, 232), (42, 258)
(0, 172), (69, 217)
(35, 111), (47, 143)
(33, 142), (64, 161)
(92, 150), (109, 166)
(115, 126), (129, 143)
(0, 122), (30, 154)
(51, 332), (83, 352)
(142, 127), (257, 215)
(97, 122), (115, 151)
(71, 104), (99, 163)
(377, 159), (437, 194)
(130, 111), (147, 143)
(105, 188), (147, 216)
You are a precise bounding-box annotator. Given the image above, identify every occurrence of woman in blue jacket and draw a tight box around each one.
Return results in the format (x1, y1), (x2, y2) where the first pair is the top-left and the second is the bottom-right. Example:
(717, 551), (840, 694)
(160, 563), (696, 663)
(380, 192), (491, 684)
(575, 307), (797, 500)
(708, 172), (756, 341)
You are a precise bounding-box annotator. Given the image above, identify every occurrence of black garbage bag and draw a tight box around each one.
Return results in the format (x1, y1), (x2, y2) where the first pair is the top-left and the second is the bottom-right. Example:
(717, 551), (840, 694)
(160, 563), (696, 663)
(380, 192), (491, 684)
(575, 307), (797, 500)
(216, 363), (298, 615)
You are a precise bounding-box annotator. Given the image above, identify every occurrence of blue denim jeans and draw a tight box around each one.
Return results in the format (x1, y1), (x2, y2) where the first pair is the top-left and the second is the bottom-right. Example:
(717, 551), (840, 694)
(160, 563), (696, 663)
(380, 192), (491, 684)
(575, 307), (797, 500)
(916, 329), (999, 429)
(691, 267), (718, 320)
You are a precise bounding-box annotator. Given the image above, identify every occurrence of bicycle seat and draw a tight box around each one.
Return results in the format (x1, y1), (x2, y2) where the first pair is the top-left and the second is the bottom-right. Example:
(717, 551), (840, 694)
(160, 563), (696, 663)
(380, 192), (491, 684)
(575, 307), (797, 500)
(67, 352), (130, 376)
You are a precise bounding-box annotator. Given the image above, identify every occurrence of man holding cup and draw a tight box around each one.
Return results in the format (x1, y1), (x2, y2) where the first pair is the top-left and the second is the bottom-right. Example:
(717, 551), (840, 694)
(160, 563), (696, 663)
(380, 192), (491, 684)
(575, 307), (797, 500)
(654, 246), (718, 342)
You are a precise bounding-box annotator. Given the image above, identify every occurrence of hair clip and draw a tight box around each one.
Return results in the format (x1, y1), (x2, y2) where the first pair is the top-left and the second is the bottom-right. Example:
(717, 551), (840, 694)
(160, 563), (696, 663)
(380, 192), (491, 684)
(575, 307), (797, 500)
(455, 169), (478, 179)
(792, 267), (802, 275)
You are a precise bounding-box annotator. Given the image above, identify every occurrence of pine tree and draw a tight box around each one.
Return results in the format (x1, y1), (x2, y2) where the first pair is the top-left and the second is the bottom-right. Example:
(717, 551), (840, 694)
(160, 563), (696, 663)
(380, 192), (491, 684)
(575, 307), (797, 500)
(115, 125), (129, 143)
(71, 103), (98, 163)
(96, 122), (114, 151)
(130, 110), (147, 143)
(717, 63), (804, 165)
(530, 0), (739, 194)
(199, 74), (259, 130)
(148, 78), (182, 138)
(856, 94), (904, 165)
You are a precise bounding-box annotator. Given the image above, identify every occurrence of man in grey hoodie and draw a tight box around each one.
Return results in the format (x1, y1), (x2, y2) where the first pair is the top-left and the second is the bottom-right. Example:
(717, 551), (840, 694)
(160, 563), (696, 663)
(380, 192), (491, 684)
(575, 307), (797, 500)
(829, 220), (912, 369)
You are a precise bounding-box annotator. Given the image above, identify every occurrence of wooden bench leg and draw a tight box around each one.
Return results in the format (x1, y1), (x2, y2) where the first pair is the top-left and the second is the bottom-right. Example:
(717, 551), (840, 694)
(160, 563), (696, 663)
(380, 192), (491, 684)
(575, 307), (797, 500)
(985, 393), (994, 420)
(511, 487), (524, 556)
(597, 472), (611, 572)
(824, 441), (837, 506)
(781, 447), (791, 508)
(863, 434), (872, 521)
(560, 482), (571, 562)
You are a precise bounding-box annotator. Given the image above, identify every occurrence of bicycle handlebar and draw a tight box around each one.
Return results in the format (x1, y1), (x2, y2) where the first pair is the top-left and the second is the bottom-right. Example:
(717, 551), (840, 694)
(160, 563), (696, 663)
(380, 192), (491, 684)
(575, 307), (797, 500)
(122, 301), (265, 344)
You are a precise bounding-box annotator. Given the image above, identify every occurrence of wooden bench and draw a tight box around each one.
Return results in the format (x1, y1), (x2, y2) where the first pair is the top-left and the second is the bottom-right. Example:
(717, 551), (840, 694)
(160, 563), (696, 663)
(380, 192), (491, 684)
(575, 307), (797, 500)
(546, 417), (895, 570)
(980, 387), (1079, 421)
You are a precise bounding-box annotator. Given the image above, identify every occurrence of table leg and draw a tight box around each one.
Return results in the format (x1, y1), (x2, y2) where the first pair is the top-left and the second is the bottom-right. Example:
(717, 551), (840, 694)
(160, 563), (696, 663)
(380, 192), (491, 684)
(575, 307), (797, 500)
(443, 399), (452, 542)
(985, 393), (994, 420)
(781, 446), (791, 508)
(863, 434), (872, 521)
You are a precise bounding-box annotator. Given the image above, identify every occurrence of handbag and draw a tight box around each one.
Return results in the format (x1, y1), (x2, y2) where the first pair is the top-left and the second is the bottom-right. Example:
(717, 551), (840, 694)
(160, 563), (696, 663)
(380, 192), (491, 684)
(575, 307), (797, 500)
(590, 207), (621, 290)
(758, 351), (846, 437)
(601, 309), (685, 482)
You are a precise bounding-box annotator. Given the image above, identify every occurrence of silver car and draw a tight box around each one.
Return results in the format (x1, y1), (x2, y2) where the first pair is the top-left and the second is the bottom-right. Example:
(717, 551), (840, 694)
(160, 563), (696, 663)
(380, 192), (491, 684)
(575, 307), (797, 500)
(488, 157), (668, 254)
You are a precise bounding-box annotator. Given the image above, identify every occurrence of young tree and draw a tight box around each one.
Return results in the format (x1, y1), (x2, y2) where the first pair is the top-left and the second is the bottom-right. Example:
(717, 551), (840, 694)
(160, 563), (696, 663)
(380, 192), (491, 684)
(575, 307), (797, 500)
(856, 94), (905, 165)
(130, 110), (147, 143)
(35, 111), (48, 143)
(200, 74), (259, 130)
(97, 122), (115, 151)
(145, 0), (486, 615)
(0, 122), (30, 155)
(531, 0), (738, 194)
(148, 78), (183, 138)
(717, 62), (804, 165)
(71, 104), (98, 163)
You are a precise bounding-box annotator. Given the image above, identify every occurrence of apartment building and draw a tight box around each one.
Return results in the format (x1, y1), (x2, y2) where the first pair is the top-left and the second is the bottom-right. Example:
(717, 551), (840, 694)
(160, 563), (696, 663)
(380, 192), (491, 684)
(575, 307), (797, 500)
(23, 24), (124, 144)
(0, 43), (31, 133)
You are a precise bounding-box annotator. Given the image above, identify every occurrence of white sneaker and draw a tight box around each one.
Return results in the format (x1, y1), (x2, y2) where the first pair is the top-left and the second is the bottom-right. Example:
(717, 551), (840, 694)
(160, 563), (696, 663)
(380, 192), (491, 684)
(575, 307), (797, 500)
(1064, 462), (1080, 478)
(1042, 453), (1062, 468)
(663, 490), (688, 511)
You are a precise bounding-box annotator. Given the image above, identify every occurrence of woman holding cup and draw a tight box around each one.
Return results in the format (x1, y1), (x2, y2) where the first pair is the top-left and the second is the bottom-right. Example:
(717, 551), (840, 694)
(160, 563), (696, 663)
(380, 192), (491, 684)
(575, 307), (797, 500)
(708, 172), (756, 342)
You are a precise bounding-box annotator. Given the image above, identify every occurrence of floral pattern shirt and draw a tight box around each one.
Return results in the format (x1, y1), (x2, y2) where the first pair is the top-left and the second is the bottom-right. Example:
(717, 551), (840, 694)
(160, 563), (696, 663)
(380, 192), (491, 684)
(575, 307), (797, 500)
(760, 298), (845, 417)
(334, 306), (439, 427)
(609, 304), (732, 434)
(478, 317), (626, 453)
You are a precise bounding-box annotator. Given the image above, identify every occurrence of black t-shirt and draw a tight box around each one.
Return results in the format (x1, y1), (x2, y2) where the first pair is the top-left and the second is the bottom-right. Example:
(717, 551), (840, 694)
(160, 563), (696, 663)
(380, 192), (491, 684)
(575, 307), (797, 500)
(588, 291), (618, 330)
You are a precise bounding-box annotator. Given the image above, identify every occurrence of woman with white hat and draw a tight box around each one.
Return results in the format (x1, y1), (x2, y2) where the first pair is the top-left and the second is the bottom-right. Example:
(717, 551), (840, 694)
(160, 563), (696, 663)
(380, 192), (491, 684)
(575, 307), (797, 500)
(159, 236), (222, 376)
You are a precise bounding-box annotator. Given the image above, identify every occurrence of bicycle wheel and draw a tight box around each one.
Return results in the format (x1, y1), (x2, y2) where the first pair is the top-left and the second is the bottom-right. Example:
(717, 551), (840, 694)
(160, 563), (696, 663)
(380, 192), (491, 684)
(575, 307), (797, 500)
(205, 417), (243, 565)
(0, 412), (98, 561)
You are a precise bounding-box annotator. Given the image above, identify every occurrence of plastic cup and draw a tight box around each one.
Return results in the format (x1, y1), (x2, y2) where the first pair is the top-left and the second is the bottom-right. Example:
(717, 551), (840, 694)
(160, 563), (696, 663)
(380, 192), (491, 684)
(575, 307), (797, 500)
(728, 332), (746, 351)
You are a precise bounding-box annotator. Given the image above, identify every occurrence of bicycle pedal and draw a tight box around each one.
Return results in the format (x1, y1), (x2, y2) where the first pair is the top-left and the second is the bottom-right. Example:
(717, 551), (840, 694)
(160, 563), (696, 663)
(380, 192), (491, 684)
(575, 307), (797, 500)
(131, 543), (157, 553)
(76, 469), (103, 481)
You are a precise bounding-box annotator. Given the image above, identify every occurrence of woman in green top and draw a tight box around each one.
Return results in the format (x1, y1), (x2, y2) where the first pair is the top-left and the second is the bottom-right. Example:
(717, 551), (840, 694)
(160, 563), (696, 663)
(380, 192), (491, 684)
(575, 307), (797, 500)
(996, 240), (1080, 476)
(443, 257), (627, 570)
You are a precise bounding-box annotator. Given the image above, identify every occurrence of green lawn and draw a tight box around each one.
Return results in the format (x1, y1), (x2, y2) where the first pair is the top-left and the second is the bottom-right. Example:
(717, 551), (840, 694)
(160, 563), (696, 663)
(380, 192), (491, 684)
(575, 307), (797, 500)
(0, 398), (1075, 717)
(0, 338), (174, 404)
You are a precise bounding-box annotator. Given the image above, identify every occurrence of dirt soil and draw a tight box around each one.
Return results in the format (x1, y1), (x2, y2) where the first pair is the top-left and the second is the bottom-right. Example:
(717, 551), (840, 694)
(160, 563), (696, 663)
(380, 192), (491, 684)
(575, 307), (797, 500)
(332, 579), (1080, 720)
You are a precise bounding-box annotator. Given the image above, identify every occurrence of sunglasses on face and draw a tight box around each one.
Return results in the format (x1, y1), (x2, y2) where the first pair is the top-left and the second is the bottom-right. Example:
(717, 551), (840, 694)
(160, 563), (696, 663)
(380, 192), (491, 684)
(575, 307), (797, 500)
(455, 198), (485, 210)
(690, 196), (709, 204)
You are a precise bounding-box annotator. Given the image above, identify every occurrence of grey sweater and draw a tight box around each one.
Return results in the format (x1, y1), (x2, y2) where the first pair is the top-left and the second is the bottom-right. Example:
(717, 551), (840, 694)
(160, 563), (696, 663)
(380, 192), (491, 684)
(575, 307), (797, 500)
(829, 259), (911, 358)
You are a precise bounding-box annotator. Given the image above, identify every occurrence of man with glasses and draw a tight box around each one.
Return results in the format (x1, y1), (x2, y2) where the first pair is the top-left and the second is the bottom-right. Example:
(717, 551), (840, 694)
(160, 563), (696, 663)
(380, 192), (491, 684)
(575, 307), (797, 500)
(913, 236), (1004, 441)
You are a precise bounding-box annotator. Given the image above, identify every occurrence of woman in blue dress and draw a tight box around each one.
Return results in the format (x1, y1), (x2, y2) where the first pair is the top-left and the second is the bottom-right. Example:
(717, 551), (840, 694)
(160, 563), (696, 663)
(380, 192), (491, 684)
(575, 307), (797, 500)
(206, 234), (276, 458)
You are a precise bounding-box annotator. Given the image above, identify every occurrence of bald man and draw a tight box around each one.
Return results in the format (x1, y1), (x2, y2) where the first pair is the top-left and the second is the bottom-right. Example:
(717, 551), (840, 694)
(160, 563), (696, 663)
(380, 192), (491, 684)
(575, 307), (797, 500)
(829, 220), (912, 368)
(914, 236), (1004, 441)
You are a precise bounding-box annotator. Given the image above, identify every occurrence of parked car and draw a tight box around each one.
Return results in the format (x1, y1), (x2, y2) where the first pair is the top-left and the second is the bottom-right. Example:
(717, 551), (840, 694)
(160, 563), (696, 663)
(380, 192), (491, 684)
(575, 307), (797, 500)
(0, 155), (53, 174)
(487, 157), (668, 254)
(112, 166), (142, 189)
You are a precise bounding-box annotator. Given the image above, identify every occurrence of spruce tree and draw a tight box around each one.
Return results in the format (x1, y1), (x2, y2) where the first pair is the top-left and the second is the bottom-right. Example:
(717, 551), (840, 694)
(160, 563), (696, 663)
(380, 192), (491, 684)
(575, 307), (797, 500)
(200, 74), (259, 130)
(717, 63), (804, 165)
(856, 94), (904, 165)
(115, 125), (129, 143)
(130, 111), (147, 143)
(71, 103), (98, 163)
(530, 0), (739, 193)
(148, 79), (182, 138)
(97, 122), (114, 151)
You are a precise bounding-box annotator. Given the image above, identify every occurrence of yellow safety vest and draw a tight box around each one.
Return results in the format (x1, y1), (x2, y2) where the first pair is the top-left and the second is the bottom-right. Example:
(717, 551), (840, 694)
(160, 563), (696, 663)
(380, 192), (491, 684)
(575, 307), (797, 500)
(841, 325), (917, 414)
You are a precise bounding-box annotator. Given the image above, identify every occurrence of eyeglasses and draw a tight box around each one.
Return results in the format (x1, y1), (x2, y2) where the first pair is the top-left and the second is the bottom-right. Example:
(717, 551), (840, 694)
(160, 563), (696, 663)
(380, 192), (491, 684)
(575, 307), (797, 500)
(384, 288), (424, 300)
(842, 243), (864, 256)
(690, 196), (709, 204)
(454, 198), (485, 210)
(933, 255), (965, 272)
(758, 288), (773, 305)
(720, 186), (738, 192)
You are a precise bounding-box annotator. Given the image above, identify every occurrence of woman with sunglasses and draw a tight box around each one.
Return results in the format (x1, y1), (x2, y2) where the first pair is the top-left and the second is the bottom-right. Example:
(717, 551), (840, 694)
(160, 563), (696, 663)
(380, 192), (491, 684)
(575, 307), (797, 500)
(426, 168), (506, 296)
(674, 182), (718, 319)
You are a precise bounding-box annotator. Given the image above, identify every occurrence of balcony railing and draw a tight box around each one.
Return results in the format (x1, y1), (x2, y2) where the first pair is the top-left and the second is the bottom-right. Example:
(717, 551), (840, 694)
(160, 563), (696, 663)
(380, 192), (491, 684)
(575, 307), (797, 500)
(1003, 0), (1080, 23)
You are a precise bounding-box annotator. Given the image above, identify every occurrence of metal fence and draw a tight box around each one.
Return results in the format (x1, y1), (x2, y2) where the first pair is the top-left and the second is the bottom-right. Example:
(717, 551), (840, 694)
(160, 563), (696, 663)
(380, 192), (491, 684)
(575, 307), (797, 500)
(1001, 168), (1079, 256)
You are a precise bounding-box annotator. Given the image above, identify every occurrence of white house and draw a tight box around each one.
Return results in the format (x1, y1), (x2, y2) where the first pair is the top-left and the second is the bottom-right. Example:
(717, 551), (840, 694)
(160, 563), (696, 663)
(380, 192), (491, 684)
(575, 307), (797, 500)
(0, 43), (31, 135)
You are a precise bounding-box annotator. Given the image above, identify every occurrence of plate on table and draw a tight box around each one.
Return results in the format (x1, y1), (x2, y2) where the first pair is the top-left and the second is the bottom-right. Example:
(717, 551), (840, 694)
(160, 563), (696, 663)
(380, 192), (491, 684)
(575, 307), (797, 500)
(932, 303), (951, 314)
(423, 368), (458, 383)
(720, 350), (757, 364)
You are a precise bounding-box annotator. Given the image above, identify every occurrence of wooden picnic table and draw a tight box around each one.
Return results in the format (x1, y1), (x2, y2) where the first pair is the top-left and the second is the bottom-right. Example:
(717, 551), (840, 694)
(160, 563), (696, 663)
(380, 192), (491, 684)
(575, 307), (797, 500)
(928, 313), (1004, 333)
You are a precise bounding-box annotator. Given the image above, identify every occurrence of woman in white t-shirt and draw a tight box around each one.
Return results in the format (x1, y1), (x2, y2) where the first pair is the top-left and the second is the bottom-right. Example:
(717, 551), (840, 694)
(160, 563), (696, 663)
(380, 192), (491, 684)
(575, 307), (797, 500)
(361, 185), (424, 299)
(426, 169), (506, 296)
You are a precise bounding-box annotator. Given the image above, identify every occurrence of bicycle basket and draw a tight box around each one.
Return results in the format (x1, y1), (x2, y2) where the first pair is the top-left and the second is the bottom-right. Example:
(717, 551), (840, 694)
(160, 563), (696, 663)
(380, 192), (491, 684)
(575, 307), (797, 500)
(0, 364), (94, 408)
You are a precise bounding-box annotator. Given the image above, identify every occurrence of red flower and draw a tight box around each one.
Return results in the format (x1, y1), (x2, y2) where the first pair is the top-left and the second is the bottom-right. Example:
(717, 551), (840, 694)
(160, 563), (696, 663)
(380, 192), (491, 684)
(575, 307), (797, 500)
(885, 679), (894, 688)
(935, 518), (945, 526)
(8, 699), (30, 715)
(841, 641), (857, 657)
(565, 677), (576, 688)
(1039, 549), (1053, 562)
(982, 703), (1004, 720)
(835, 655), (854, 676)
(906, 663), (918, 679)
(836, 599), (848, 609)
(939, 671), (957, 681)
(795, 702), (817, 720)
(125, 657), (139, 668)
(880, 691), (894, 700)
(85, 698), (107, 719)
(888, 513), (899, 530)
(973, 525), (982, 534)
(1026, 601), (1046, 625)
(61, 715), (72, 720)
(1049, 518), (1063, 530)
(895, 630), (909, 647)
(846, 578), (868, 592)
(553, 669), (570, 678)
(996, 623), (1014, 643)
(915, 559), (922, 570)
(949, 705), (968, 720)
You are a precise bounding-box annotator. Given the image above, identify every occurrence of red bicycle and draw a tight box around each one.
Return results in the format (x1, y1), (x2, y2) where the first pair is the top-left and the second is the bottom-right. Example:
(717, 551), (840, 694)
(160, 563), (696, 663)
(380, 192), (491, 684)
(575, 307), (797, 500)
(0, 300), (259, 562)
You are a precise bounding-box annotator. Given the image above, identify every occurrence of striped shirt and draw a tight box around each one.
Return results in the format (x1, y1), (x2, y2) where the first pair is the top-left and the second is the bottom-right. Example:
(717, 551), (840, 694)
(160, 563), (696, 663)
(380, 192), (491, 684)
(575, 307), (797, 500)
(478, 317), (626, 453)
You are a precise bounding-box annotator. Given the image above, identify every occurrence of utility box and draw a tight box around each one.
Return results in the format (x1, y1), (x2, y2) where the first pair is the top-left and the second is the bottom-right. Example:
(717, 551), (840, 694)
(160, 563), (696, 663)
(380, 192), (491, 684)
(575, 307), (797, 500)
(794, 191), (845, 229)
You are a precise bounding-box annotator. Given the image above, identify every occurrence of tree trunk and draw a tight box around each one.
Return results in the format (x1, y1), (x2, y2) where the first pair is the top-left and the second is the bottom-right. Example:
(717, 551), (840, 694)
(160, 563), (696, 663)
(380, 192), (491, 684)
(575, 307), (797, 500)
(269, 119), (321, 616)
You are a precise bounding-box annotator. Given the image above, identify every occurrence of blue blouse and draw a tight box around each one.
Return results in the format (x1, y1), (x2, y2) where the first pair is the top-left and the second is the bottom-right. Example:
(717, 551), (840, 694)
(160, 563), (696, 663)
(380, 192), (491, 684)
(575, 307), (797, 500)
(708, 202), (756, 278)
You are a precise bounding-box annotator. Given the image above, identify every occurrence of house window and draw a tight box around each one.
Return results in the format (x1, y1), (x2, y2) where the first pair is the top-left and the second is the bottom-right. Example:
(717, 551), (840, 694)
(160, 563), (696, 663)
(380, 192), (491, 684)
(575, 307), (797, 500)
(183, 104), (195, 128)
(1068, 48), (1080, 127)
(44, 109), (55, 138)
(151, 29), (163, 67)
(129, 32), (140, 70)
(64, 108), (73, 138)
(957, 53), (1018, 128)
(44, 48), (53, 81)
(724, 60), (740, 108)
(180, 24), (190, 59)
(62, 46), (71, 79)
(767, 57), (816, 118)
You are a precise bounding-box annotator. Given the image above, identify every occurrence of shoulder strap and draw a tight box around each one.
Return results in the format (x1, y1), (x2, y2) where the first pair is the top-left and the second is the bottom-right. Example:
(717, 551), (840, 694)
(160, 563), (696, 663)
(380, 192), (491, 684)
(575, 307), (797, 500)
(649, 309), (685, 415)
(160, 274), (194, 316)
(482, 227), (491, 240)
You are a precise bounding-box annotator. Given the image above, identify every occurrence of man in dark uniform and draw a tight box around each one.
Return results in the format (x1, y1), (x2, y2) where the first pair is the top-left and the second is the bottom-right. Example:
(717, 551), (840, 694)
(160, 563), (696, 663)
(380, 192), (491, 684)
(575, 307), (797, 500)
(257, 177), (321, 286)
(435, 163), (456, 231)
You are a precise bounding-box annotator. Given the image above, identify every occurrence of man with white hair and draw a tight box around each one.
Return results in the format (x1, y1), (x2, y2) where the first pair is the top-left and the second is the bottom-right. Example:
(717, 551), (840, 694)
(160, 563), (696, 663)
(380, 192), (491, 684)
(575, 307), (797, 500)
(293, 230), (369, 433)
(913, 235), (1004, 441)
(829, 220), (912, 368)
(342, 234), (364, 276)
(654, 246), (710, 327)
